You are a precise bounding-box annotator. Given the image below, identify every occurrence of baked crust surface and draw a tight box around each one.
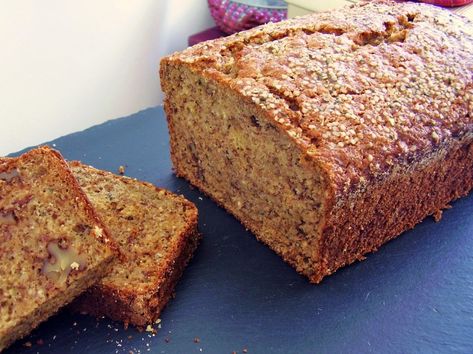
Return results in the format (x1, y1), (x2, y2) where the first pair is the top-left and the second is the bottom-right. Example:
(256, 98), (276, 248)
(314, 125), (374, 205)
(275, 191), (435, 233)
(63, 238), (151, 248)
(163, 0), (473, 193)
(69, 163), (199, 326)
(0, 147), (116, 351)
(161, 0), (473, 282)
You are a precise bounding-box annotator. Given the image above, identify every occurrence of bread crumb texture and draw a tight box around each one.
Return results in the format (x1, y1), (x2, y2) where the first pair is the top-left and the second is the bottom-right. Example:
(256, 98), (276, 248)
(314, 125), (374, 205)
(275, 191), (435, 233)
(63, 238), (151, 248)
(69, 162), (199, 326)
(164, 0), (473, 193)
(161, 1), (473, 282)
(0, 147), (114, 351)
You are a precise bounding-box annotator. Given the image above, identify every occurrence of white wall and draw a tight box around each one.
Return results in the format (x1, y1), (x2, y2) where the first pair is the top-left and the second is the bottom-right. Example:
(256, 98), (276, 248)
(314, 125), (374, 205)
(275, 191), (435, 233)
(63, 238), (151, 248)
(0, 0), (213, 155)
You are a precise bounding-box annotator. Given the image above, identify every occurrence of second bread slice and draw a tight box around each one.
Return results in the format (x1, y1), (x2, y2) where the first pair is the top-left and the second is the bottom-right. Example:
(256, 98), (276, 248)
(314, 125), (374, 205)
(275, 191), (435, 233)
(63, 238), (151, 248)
(69, 162), (199, 326)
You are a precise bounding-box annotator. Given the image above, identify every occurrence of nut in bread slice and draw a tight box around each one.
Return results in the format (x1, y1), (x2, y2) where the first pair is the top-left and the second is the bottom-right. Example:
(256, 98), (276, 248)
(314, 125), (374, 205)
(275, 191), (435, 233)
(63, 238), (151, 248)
(69, 162), (199, 327)
(0, 147), (117, 351)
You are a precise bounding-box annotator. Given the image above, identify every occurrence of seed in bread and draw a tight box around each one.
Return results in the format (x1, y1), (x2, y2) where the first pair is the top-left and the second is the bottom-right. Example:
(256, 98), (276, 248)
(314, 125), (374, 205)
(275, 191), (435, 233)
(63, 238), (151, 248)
(160, 0), (473, 282)
(0, 147), (116, 351)
(69, 162), (199, 326)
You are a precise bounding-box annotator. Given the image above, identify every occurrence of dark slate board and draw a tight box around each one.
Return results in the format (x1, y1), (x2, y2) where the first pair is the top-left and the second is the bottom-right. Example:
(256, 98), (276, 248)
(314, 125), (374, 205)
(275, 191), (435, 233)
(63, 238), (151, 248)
(6, 107), (473, 354)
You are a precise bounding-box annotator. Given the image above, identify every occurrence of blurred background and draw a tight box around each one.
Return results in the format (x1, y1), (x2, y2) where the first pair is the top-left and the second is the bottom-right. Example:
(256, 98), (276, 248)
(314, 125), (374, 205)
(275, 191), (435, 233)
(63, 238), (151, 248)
(0, 0), (213, 155)
(1, 0), (471, 155)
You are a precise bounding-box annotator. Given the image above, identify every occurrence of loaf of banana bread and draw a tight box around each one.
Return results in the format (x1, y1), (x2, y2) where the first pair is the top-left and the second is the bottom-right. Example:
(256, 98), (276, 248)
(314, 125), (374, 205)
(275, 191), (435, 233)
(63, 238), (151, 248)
(0, 147), (116, 351)
(69, 162), (199, 326)
(160, 0), (473, 282)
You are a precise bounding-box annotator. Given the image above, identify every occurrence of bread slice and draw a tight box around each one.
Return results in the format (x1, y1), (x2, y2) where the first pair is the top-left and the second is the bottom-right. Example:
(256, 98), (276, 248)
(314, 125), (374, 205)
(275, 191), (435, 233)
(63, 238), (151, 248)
(69, 162), (199, 326)
(0, 147), (116, 351)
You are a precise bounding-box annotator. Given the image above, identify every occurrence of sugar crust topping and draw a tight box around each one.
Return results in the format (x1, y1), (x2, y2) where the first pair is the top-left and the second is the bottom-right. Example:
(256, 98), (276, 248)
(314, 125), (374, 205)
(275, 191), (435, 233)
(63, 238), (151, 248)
(167, 1), (473, 189)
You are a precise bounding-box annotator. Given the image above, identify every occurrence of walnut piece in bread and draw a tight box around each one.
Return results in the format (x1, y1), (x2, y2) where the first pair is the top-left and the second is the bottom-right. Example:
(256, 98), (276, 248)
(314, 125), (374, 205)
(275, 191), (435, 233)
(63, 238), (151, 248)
(0, 147), (116, 351)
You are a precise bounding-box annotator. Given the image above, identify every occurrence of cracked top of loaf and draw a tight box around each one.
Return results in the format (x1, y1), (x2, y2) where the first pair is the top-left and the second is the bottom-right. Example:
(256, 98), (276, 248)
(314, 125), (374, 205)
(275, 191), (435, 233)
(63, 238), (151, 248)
(164, 0), (473, 193)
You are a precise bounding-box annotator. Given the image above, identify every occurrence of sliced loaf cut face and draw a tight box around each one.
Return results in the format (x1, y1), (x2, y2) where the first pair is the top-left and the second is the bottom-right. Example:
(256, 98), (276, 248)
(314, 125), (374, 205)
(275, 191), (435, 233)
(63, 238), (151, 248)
(160, 0), (473, 282)
(0, 147), (116, 351)
(69, 162), (199, 327)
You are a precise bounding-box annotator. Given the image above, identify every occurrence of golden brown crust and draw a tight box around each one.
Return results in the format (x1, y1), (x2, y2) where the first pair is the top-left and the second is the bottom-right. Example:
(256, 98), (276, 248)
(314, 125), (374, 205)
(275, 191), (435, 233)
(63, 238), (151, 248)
(74, 229), (200, 326)
(69, 162), (200, 326)
(160, 0), (473, 283)
(161, 0), (473, 195)
(315, 136), (473, 283)
(0, 147), (116, 351)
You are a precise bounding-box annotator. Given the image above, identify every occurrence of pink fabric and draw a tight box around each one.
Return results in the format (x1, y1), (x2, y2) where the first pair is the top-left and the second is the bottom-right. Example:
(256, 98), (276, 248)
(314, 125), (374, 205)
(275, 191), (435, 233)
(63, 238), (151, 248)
(208, 0), (287, 34)
(188, 26), (227, 46)
(194, 0), (473, 46)
(418, 0), (473, 6)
